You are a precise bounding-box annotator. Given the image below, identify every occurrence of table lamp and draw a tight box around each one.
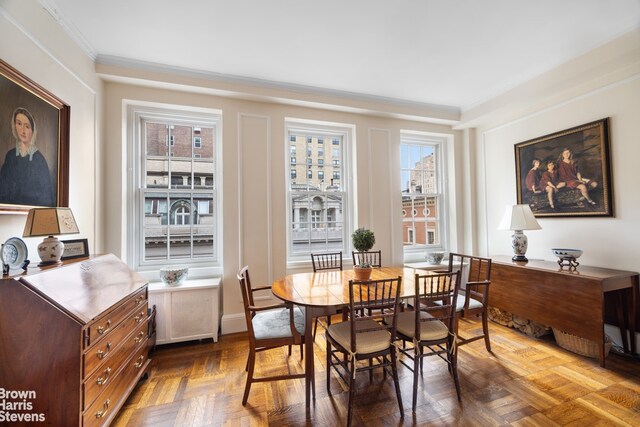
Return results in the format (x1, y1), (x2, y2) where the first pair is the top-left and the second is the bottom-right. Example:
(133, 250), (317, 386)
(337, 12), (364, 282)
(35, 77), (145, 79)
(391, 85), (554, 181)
(23, 207), (79, 265)
(498, 204), (541, 262)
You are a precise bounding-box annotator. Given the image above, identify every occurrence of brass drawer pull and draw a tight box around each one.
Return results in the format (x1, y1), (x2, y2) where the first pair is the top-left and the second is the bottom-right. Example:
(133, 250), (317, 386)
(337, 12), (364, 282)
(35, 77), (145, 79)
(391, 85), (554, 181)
(95, 399), (110, 419)
(134, 311), (146, 324)
(96, 367), (112, 386)
(134, 331), (146, 343)
(134, 355), (145, 369)
(135, 295), (145, 305)
(97, 320), (111, 335)
(97, 341), (112, 360)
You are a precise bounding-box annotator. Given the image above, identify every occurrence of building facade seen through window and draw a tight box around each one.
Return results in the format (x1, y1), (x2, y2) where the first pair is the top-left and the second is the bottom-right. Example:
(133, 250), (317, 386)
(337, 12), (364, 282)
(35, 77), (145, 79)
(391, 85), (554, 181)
(136, 113), (220, 268)
(287, 121), (350, 261)
(400, 134), (446, 253)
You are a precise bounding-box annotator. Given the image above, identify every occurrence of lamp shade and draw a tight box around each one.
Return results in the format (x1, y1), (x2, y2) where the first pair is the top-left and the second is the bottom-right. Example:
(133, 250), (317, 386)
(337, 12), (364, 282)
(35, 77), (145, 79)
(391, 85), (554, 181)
(23, 207), (79, 238)
(498, 204), (541, 231)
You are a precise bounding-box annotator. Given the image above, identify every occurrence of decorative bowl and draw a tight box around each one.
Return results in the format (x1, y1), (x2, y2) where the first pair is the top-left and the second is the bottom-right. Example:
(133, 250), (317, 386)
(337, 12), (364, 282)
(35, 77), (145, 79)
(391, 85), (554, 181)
(425, 251), (445, 265)
(159, 265), (189, 286)
(551, 248), (583, 260)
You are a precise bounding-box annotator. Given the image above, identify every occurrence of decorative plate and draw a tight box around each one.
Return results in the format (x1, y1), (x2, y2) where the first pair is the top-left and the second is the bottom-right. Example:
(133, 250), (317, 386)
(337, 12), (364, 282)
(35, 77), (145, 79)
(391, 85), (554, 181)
(1, 237), (28, 269)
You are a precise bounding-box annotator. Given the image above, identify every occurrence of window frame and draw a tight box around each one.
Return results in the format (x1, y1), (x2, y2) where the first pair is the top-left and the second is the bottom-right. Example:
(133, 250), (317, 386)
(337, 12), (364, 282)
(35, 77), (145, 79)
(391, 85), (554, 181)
(285, 119), (354, 265)
(400, 132), (448, 261)
(127, 103), (223, 279)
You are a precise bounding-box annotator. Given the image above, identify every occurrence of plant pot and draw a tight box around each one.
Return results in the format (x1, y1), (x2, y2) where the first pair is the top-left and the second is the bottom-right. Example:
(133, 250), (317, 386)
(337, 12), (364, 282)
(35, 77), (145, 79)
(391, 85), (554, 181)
(353, 266), (372, 281)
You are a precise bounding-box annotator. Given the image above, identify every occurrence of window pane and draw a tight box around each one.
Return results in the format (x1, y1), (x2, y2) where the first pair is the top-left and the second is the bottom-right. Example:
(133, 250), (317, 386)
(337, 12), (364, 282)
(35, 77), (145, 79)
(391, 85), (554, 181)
(194, 159), (214, 189)
(291, 193), (344, 254)
(287, 125), (348, 261)
(146, 122), (169, 157)
(400, 136), (444, 253)
(139, 115), (218, 267)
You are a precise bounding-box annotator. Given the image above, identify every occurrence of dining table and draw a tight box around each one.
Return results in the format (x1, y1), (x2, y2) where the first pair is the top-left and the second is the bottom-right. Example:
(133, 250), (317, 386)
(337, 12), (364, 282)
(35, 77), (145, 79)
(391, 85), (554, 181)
(271, 266), (436, 407)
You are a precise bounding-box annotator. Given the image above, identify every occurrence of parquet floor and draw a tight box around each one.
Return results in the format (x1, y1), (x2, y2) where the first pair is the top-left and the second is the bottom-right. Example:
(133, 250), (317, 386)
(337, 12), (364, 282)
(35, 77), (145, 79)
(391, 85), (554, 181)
(113, 318), (640, 426)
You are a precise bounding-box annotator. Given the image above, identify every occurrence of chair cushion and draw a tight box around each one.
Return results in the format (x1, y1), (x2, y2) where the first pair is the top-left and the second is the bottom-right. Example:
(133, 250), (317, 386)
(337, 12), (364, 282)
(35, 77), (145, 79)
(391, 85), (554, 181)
(327, 319), (391, 355)
(396, 310), (449, 341)
(252, 306), (305, 340)
(433, 293), (483, 311)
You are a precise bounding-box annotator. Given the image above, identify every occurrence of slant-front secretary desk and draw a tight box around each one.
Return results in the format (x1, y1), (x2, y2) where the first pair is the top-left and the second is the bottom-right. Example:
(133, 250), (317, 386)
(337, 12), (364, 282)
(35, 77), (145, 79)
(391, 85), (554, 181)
(0, 254), (152, 426)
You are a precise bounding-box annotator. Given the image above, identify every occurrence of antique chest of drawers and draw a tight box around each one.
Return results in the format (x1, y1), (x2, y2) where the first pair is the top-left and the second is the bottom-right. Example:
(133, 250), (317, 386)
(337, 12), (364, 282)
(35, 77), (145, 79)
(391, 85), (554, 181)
(0, 254), (151, 426)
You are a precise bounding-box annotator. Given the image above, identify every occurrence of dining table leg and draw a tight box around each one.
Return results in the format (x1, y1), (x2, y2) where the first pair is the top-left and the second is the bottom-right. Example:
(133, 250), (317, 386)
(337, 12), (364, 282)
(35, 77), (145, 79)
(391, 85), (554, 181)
(304, 307), (318, 407)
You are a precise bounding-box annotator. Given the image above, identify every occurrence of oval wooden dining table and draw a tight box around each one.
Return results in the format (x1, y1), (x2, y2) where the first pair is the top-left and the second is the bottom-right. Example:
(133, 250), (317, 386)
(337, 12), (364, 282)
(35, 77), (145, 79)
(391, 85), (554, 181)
(271, 266), (435, 408)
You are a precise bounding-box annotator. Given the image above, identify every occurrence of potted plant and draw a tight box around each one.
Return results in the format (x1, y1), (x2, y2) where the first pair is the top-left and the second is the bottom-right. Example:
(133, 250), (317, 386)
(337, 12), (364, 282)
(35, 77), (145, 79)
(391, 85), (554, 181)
(352, 227), (376, 280)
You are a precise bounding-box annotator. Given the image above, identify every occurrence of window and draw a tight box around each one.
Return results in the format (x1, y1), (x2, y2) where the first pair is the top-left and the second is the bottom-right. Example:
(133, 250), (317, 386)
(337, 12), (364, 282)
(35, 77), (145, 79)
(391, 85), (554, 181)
(286, 120), (352, 262)
(128, 104), (221, 274)
(400, 133), (447, 256)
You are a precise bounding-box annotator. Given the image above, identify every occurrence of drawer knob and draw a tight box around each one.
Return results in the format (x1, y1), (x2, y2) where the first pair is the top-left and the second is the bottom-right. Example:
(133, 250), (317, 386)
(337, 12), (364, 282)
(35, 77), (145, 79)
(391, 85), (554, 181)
(96, 367), (112, 386)
(95, 399), (110, 419)
(134, 311), (145, 324)
(97, 320), (111, 335)
(134, 355), (145, 369)
(97, 341), (112, 360)
(135, 295), (145, 305)
(134, 331), (146, 343)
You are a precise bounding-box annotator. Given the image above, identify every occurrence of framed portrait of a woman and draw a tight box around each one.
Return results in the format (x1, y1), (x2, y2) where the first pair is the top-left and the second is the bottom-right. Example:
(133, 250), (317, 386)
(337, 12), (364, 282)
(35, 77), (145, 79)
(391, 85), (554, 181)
(0, 59), (69, 213)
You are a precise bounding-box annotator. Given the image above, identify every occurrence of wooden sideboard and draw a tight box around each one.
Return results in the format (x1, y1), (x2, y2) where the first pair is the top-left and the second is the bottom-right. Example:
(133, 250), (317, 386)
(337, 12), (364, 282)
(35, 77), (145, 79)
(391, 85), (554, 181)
(0, 254), (152, 426)
(490, 256), (638, 367)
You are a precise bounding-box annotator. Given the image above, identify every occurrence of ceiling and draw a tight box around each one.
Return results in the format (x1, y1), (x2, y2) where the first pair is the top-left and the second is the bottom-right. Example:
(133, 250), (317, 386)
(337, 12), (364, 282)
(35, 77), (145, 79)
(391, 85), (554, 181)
(41, 0), (640, 111)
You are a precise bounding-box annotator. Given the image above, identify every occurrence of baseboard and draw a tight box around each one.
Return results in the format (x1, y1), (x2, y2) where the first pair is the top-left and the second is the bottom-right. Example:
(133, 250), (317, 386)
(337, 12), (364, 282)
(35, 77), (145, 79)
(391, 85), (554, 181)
(221, 312), (247, 335)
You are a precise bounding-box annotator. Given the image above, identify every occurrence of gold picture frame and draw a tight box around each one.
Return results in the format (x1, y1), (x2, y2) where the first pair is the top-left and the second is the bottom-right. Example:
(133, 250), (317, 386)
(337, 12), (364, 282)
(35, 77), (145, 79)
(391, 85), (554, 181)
(515, 118), (613, 217)
(0, 59), (70, 212)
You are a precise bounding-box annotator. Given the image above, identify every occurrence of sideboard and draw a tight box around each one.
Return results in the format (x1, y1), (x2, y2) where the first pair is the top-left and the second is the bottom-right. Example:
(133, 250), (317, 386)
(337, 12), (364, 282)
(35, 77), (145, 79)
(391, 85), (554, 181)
(490, 256), (638, 367)
(0, 254), (152, 426)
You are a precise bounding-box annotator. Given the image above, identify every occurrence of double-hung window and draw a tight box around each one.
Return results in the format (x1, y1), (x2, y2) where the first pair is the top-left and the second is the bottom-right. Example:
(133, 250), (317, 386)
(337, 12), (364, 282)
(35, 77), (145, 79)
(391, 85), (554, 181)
(400, 133), (447, 257)
(129, 105), (222, 274)
(286, 120), (352, 262)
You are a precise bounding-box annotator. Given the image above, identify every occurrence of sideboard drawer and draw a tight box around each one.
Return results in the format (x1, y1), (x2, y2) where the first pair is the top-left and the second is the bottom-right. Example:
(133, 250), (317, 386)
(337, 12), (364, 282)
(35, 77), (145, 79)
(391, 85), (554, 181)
(86, 288), (147, 348)
(84, 318), (149, 409)
(83, 344), (149, 427)
(84, 301), (148, 376)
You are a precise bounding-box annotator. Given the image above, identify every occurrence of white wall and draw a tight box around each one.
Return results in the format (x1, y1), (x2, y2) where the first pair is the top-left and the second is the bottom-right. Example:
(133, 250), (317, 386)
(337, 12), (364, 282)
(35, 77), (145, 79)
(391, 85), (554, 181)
(0, 1), (102, 259)
(101, 81), (459, 334)
(464, 30), (640, 272)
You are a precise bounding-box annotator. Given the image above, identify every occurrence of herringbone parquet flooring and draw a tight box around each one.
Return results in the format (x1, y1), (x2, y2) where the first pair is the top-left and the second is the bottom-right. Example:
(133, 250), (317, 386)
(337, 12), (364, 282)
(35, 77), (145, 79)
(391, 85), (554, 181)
(113, 318), (640, 426)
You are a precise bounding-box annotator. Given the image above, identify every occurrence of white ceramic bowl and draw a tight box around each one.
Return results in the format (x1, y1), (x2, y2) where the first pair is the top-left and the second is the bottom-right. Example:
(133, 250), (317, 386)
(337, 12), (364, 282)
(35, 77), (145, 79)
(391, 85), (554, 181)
(159, 265), (189, 286)
(425, 251), (445, 265)
(551, 248), (583, 259)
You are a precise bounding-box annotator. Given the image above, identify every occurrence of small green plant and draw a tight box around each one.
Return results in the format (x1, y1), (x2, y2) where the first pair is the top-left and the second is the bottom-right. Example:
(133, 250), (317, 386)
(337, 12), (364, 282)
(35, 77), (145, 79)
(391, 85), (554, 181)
(355, 261), (372, 269)
(352, 227), (375, 252)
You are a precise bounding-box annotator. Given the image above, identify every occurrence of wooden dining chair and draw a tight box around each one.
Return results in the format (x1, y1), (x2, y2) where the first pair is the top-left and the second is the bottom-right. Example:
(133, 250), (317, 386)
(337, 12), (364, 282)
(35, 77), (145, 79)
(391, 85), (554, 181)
(326, 276), (404, 426)
(351, 250), (382, 267)
(396, 271), (462, 411)
(311, 251), (343, 272)
(310, 252), (343, 339)
(237, 266), (306, 405)
(446, 253), (493, 351)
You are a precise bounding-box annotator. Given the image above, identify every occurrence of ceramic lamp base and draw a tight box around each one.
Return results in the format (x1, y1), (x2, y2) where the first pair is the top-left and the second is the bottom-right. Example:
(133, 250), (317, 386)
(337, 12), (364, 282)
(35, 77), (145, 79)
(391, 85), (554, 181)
(37, 236), (65, 266)
(511, 230), (529, 263)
